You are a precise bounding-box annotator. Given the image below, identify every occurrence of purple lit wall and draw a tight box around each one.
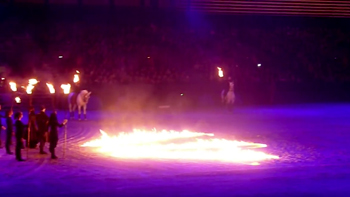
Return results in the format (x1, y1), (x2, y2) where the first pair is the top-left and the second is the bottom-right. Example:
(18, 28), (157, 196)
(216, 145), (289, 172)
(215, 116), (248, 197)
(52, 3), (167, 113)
(173, 0), (350, 17)
(10, 0), (350, 17)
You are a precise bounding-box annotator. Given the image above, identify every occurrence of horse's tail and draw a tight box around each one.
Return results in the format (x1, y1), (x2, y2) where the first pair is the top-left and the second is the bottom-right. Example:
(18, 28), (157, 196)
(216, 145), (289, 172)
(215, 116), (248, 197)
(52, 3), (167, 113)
(68, 93), (73, 105)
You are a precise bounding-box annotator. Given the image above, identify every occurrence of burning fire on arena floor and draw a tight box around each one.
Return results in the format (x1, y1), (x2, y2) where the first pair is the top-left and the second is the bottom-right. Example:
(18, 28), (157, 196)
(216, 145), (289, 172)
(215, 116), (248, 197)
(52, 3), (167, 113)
(82, 129), (279, 165)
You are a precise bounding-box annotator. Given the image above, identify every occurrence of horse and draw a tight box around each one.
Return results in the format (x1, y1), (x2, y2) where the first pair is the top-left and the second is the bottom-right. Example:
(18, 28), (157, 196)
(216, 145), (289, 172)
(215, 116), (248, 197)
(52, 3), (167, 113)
(221, 82), (235, 106)
(68, 90), (91, 120)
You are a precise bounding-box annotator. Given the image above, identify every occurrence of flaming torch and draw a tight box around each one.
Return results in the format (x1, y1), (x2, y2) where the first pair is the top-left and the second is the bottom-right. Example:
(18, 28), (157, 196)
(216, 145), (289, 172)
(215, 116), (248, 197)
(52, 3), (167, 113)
(26, 78), (38, 106)
(25, 78), (38, 159)
(61, 83), (71, 118)
(15, 96), (21, 104)
(9, 82), (17, 92)
(9, 82), (17, 108)
(46, 83), (55, 94)
(46, 83), (55, 110)
(28, 78), (38, 86)
(73, 70), (80, 84)
(60, 84), (71, 158)
(217, 67), (224, 78)
(73, 74), (79, 83)
(61, 83), (71, 95)
(73, 70), (80, 93)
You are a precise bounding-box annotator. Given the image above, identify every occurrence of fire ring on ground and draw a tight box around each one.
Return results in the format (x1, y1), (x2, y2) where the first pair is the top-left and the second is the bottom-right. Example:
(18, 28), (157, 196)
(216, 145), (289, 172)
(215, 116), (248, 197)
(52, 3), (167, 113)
(82, 129), (279, 165)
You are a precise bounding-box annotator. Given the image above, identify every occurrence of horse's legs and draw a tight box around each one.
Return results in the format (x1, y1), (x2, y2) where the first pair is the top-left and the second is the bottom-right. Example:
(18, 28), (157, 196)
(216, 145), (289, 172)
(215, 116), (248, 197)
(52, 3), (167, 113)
(227, 93), (235, 111)
(77, 105), (82, 120)
(83, 105), (87, 120)
(72, 104), (77, 119)
(68, 103), (72, 119)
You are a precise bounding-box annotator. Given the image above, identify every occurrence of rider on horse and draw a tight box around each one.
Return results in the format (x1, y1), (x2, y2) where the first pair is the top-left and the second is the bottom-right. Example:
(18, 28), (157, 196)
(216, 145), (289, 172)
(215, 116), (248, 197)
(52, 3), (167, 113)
(223, 76), (234, 92)
(221, 76), (235, 109)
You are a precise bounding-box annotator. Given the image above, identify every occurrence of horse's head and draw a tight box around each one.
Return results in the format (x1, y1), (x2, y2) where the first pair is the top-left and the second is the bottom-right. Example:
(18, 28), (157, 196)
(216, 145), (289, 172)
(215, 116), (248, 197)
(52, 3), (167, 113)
(81, 90), (92, 103)
(229, 82), (234, 88)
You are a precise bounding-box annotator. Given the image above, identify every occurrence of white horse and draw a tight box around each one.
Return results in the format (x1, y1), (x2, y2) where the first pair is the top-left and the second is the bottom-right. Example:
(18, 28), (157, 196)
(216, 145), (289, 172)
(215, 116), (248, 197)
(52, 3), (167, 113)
(221, 82), (235, 106)
(68, 90), (91, 120)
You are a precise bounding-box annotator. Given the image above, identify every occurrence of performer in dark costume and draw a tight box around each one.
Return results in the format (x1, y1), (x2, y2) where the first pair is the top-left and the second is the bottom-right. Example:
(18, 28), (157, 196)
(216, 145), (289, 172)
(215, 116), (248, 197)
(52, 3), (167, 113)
(36, 106), (49, 154)
(48, 111), (67, 159)
(5, 109), (14, 155)
(14, 112), (26, 161)
(0, 105), (5, 148)
(28, 106), (38, 148)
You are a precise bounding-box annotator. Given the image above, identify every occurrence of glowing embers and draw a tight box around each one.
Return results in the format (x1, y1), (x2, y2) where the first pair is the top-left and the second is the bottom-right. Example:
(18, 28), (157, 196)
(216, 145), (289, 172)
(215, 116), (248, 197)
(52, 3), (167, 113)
(82, 129), (279, 164)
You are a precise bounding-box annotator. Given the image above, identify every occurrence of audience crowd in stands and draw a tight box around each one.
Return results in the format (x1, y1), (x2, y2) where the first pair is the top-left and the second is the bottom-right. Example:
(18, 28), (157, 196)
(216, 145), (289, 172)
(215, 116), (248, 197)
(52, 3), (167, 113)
(1, 15), (350, 89)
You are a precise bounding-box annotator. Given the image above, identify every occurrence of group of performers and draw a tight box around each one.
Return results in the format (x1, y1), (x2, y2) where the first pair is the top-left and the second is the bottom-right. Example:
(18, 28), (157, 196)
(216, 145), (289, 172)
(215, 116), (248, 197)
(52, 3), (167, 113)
(0, 105), (67, 161)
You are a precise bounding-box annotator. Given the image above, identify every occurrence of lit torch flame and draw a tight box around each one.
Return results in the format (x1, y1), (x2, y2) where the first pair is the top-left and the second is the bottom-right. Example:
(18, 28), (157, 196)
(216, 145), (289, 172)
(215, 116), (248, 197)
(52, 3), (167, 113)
(26, 84), (35, 94)
(60, 83), (71, 94)
(82, 129), (279, 164)
(217, 67), (224, 78)
(73, 74), (79, 83)
(9, 82), (17, 92)
(28, 78), (38, 85)
(46, 83), (55, 94)
(15, 97), (21, 104)
(26, 78), (39, 94)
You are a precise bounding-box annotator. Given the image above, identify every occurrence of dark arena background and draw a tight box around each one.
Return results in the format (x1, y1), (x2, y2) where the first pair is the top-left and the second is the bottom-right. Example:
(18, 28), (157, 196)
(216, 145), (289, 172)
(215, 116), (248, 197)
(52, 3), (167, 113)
(1, 0), (350, 197)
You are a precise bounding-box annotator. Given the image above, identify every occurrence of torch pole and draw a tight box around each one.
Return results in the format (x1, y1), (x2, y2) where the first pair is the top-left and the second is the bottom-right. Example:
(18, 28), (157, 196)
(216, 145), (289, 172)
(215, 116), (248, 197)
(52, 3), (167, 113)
(11, 92), (15, 110)
(63, 124), (67, 158)
(27, 127), (30, 159)
(27, 95), (32, 160)
(51, 94), (55, 111)
(29, 94), (33, 107)
(64, 94), (68, 119)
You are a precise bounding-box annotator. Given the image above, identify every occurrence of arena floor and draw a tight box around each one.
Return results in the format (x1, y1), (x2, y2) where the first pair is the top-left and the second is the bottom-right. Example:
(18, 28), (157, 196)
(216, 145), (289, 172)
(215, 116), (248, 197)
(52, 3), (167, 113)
(1, 104), (350, 197)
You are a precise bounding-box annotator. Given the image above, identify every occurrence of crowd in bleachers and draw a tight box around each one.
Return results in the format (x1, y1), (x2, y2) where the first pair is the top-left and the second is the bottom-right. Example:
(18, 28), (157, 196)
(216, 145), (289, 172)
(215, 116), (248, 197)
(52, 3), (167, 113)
(1, 14), (350, 88)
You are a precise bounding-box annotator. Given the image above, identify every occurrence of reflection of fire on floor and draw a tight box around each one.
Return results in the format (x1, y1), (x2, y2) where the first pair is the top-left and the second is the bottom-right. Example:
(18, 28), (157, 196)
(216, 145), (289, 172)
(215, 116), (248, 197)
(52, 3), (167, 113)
(82, 129), (279, 165)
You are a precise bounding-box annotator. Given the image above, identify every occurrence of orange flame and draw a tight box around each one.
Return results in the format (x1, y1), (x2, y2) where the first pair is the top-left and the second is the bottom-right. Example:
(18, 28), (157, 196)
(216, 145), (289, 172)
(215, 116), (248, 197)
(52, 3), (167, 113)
(28, 78), (38, 85)
(60, 84), (71, 94)
(73, 74), (79, 83)
(46, 83), (55, 94)
(217, 67), (224, 78)
(82, 129), (279, 164)
(26, 78), (39, 94)
(9, 82), (17, 92)
(15, 96), (21, 103)
(26, 84), (35, 94)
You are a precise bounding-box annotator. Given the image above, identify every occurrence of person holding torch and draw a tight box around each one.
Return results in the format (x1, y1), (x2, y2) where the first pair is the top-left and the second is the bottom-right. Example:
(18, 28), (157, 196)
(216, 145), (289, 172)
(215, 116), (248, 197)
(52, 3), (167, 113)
(27, 106), (38, 149)
(36, 106), (49, 154)
(221, 76), (234, 105)
(48, 111), (67, 159)
(5, 109), (14, 155)
(14, 111), (26, 162)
